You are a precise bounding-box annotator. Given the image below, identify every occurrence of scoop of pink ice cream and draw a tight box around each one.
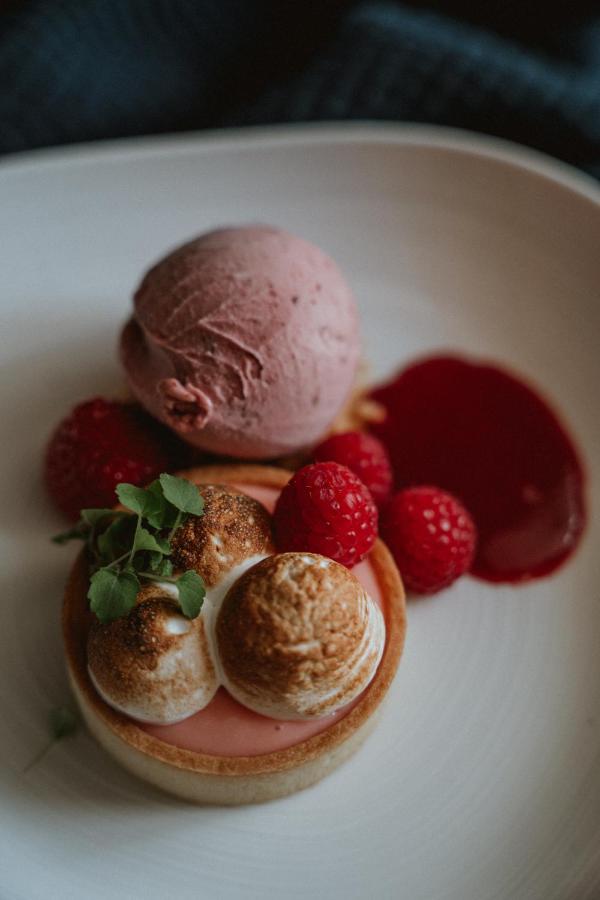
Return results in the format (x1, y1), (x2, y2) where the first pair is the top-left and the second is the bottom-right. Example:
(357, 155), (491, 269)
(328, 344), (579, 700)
(120, 226), (360, 458)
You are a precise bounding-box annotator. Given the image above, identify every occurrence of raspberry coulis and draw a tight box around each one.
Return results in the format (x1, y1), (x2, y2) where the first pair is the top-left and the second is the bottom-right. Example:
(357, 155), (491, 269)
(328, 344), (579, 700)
(371, 355), (586, 583)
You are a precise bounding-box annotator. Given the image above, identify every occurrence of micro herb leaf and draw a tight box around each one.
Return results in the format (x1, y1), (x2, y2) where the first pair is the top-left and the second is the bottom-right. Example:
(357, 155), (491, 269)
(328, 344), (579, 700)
(176, 570), (206, 619)
(88, 569), (140, 624)
(50, 705), (79, 740)
(158, 536), (171, 553)
(133, 525), (165, 554)
(146, 479), (162, 496)
(23, 705), (80, 773)
(97, 516), (135, 563)
(144, 479), (172, 525)
(159, 474), (204, 516)
(53, 475), (206, 624)
(144, 480), (181, 528)
(81, 508), (120, 527)
(147, 551), (164, 572)
(146, 555), (173, 577)
(115, 483), (151, 515)
(52, 524), (88, 545)
(115, 484), (167, 529)
(52, 509), (125, 546)
(156, 558), (173, 577)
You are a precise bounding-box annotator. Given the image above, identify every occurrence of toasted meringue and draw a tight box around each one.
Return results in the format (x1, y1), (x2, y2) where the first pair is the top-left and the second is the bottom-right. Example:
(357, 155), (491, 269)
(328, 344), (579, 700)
(86, 482), (273, 727)
(170, 484), (273, 587)
(87, 585), (218, 725)
(215, 552), (385, 719)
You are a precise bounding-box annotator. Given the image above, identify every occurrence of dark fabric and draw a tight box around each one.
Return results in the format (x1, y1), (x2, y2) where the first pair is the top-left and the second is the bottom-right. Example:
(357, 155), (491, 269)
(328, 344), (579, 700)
(2, 0), (600, 174)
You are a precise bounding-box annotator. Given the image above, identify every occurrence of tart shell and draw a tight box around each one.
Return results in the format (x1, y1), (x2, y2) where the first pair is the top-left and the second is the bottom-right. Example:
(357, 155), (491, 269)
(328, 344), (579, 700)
(63, 464), (407, 805)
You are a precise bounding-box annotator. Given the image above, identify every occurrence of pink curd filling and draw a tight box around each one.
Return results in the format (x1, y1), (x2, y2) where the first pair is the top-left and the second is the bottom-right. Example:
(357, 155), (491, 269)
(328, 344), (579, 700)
(141, 483), (385, 756)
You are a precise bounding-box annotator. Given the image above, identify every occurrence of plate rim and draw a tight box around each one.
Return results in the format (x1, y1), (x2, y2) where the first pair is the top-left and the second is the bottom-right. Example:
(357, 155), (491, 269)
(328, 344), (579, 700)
(1, 120), (599, 208)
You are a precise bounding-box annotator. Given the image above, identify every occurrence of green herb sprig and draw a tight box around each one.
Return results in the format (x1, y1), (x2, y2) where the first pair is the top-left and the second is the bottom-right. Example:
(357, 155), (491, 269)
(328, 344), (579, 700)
(54, 474), (206, 624)
(24, 705), (80, 773)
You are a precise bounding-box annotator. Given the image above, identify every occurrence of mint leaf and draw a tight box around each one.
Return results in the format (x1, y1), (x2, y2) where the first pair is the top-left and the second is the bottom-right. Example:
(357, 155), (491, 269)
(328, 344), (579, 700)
(88, 569), (139, 623)
(133, 525), (165, 554)
(49, 705), (79, 739)
(176, 570), (205, 619)
(159, 474), (204, 516)
(116, 483), (167, 529)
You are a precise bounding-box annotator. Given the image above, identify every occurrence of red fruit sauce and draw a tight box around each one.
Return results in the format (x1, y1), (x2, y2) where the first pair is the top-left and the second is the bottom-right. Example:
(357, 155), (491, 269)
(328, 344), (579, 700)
(370, 355), (586, 583)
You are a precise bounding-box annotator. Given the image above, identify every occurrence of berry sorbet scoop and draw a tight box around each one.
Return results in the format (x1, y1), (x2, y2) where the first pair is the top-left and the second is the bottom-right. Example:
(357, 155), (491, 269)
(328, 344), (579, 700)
(120, 226), (360, 459)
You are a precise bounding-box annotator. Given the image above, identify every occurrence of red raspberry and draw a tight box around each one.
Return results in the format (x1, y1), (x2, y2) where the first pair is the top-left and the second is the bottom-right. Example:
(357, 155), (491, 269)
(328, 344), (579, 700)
(274, 462), (378, 568)
(313, 431), (393, 507)
(381, 486), (476, 594)
(44, 397), (171, 520)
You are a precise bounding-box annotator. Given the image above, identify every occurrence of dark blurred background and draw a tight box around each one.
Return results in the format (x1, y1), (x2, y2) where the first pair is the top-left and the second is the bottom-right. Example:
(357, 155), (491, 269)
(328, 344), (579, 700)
(2, 0), (600, 174)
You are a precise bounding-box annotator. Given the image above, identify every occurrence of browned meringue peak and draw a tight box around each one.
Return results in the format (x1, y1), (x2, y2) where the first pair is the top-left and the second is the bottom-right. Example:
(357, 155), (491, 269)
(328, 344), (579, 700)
(215, 552), (385, 720)
(87, 585), (218, 725)
(170, 484), (273, 587)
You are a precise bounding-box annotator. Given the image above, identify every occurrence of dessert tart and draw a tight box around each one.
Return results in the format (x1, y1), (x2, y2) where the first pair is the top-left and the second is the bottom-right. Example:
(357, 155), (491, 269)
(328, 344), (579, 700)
(63, 464), (406, 805)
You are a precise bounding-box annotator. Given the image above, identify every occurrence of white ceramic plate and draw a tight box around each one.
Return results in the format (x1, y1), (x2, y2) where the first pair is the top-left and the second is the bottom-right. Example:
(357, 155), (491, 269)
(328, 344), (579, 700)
(1, 124), (599, 900)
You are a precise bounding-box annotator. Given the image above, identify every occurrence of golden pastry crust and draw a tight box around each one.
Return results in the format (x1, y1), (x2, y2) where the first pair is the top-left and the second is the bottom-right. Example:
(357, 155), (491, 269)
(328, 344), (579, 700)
(170, 483), (273, 586)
